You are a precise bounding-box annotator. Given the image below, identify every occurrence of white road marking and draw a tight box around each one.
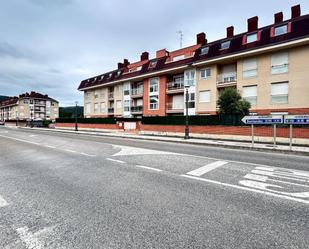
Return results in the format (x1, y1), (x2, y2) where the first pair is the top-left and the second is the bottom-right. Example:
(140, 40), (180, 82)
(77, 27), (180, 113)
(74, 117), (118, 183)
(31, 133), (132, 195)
(106, 158), (125, 164)
(112, 144), (178, 157)
(64, 149), (77, 153)
(136, 165), (163, 172)
(80, 152), (96, 157)
(45, 145), (56, 149)
(181, 175), (309, 205)
(252, 169), (309, 183)
(255, 166), (309, 178)
(244, 173), (309, 188)
(186, 161), (228, 176)
(0, 195), (8, 207)
(0, 134), (40, 146)
(29, 135), (37, 137)
(16, 226), (43, 249)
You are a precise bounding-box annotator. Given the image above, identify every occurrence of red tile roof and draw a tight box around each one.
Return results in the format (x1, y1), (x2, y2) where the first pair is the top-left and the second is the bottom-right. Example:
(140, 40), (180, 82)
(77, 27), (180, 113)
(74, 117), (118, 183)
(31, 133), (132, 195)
(78, 5), (309, 91)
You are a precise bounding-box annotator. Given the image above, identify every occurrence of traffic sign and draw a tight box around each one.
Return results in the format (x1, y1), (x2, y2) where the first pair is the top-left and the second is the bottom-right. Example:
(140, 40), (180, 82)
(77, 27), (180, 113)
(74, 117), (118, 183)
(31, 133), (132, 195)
(241, 115), (284, 125)
(284, 115), (309, 124)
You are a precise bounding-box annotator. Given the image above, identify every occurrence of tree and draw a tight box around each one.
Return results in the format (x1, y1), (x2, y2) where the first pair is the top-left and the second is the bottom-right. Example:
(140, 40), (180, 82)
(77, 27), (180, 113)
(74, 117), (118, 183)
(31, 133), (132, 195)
(217, 88), (251, 116)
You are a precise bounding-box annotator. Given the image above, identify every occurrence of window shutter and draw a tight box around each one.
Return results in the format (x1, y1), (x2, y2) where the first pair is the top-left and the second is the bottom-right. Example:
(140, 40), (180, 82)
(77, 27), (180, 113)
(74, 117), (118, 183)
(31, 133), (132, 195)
(243, 86), (257, 97)
(271, 82), (288, 95)
(243, 59), (257, 71)
(271, 52), (288, 66)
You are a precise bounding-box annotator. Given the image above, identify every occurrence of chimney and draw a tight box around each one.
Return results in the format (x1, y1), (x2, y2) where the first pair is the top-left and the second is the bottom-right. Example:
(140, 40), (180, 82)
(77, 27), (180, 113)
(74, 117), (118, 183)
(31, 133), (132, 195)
(140, 51), (149, 61)
(117, 62), (123, 69)
(156, 49), (169, 59)
(248, 16), (258, 32)
(291, 5), (301, 19)
(196, 32), (206, 45)
(227, 26), (234, 38)
(274, 12), (283, 24)
(123, 59), (130, 67)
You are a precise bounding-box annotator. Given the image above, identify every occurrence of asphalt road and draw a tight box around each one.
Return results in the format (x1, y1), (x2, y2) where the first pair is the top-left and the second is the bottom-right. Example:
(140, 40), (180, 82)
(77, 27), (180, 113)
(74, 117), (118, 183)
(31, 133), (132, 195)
(0, 126), (308, 249)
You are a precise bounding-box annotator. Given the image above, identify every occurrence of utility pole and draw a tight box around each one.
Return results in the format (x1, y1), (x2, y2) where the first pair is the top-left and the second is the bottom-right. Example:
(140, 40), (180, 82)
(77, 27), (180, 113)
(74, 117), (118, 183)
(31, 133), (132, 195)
(177, 31), (183, 49)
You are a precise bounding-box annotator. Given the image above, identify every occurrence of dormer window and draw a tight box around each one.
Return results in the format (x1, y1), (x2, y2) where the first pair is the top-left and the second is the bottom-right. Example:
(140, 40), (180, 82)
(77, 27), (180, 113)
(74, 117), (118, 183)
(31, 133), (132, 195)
(172, 55), (185, 62)
(117, 71), (121, 76)
(201, 47), (209, 55)
(109, 73), (112, 78)
(149, 61), (157, 69)
(136, 66), (142, 71)
(247, 33), (258, 43)
(274, 24), (288, 36)
(221, 41), (231, 50)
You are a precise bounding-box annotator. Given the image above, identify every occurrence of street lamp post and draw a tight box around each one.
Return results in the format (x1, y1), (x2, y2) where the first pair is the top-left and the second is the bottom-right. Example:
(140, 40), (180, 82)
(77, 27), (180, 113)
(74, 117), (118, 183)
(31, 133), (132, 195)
(184, 84), (190, 140)
(75, 101), (78, 132)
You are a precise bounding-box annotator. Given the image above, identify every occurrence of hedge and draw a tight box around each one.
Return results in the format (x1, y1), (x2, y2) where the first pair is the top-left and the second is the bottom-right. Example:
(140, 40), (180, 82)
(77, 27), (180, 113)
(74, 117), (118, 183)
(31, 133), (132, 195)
(56, 117), (117, 124)
(141, 115), (243, 126)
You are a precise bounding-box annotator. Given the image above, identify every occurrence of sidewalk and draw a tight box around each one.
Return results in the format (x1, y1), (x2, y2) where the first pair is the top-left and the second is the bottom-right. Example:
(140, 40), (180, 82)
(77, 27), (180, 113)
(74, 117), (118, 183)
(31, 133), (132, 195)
(17, 126), (309, 156)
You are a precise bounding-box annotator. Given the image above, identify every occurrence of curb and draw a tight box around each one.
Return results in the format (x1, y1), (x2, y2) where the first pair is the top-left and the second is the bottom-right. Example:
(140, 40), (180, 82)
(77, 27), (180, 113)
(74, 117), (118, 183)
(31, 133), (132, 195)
(16, 127), (309, 156)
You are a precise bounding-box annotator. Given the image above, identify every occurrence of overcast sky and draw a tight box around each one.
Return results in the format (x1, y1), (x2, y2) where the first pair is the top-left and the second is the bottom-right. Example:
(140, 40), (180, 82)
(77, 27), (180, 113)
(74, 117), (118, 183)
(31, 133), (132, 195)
(0, 0), (308, 106)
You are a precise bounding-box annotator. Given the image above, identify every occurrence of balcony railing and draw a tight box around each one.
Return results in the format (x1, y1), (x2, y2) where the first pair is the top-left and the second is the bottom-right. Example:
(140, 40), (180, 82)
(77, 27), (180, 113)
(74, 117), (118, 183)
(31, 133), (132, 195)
(166, 102), (184, 110)
(217, 73), (237, 84)
(166, 82), (184, 91)
(131, 88), (143, 96)
(131, 106), (143, 113)
(108, 92), (114, 99)
(108, 107), (114, 113)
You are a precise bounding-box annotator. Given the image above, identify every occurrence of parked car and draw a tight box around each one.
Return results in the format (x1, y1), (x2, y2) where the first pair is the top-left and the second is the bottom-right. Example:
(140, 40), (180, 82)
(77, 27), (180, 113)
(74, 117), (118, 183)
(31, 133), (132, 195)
(0, 120), (5, 125)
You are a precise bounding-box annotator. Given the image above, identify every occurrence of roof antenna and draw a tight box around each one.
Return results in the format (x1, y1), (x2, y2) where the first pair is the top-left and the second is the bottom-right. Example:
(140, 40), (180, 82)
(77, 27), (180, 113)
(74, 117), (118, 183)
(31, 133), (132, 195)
(177, 30), (183, 48)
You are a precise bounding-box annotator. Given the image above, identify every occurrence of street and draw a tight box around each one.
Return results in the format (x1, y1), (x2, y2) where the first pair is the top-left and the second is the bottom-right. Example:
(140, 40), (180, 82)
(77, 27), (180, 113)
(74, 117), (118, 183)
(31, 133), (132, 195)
(0, 126), (308, 249)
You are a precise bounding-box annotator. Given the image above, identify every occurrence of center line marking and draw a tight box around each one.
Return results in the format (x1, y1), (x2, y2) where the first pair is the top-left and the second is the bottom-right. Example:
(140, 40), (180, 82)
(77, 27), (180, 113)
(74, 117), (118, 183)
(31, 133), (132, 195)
(0, 195), (8, 207)
(106, 158), (125, 164)
(136, 165), (163, 172)
(186, 161), (228, 176)
(16, 226), (43, 249)
(45, 145), (56, 149)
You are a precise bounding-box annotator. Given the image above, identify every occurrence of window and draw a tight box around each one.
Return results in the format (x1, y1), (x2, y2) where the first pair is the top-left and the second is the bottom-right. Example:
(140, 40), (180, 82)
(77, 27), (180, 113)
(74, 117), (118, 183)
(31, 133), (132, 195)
(116, 100), (122, 109)
(271, 82), (288, 104)
(100, 90), (105, 98)
(149, 96), (159, 110)
(201, 47), (209, 55)
(85, 92), (90, 101)
(100, 102), (106, 113)
(275, 24), (288, 36)
(117, 71), (121, 76)
(123, 100), (130, 112)
(149, 61), (157, 69)
(149, 78), (159, 93)
(243, 58), (257, 78)
(199, 91), (211, 103)
(23, 100), (29, 104)
(221, 41), (231, 50)
(184, 70), (195, 86)
(172, 55), (185, 62)
(123, 84), (130, 96)
(200, 68), (211, 79)
(247, 33), (258, 43)
(94, 91), (99, 99)
(271, 52), (289, 74)
(187, 93), (195, 108)
(30, 99), (33, 104)
(243, 85), (257, 105)
(94, 103), (99, 113)
(86, 103), (91, 114)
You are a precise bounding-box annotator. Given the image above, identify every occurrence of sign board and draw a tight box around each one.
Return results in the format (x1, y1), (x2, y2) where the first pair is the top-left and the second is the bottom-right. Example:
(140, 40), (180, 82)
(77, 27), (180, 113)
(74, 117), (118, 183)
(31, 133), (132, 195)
(242, 115), (284, 125)
(284, 115), (309, 125)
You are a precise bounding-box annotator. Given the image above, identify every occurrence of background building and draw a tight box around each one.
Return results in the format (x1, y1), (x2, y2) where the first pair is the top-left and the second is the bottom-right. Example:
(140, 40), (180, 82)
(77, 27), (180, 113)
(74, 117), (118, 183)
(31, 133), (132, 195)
(78, 5), (309, 118)
(0, 91), (59, 121)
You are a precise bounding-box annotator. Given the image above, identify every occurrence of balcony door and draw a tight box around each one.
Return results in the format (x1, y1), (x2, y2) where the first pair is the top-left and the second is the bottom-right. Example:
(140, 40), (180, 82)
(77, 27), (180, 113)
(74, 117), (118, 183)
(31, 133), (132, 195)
(172, 95), (184, 110)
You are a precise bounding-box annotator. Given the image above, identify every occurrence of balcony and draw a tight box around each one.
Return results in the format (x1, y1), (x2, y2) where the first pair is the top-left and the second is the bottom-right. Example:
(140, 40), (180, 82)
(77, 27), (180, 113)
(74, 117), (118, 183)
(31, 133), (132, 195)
(217, 73), (237, 87)
(131, 105), (143, 114)
(166, 102), (184, 114)
(131, 88), (143, 98)
(108, 92), (114, 100)
(166, 82), (184, 94)
(108, 107), (114, 114)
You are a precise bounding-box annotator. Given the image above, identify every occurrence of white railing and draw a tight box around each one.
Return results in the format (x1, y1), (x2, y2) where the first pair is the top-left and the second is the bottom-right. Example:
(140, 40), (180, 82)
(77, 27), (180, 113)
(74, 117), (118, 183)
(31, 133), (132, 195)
(217, 72), (237, 84)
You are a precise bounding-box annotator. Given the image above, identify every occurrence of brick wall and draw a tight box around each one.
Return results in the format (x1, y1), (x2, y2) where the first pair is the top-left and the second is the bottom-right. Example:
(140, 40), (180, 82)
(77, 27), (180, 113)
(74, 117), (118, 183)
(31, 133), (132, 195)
(141, 124), (309, 139)
(56, 123), (119, 130)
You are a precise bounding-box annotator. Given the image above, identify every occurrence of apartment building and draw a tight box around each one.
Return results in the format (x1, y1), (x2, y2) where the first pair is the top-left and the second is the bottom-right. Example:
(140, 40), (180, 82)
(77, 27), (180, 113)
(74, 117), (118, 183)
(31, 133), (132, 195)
(0, 91), (59, 121)
(78, 5), (309, 118)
